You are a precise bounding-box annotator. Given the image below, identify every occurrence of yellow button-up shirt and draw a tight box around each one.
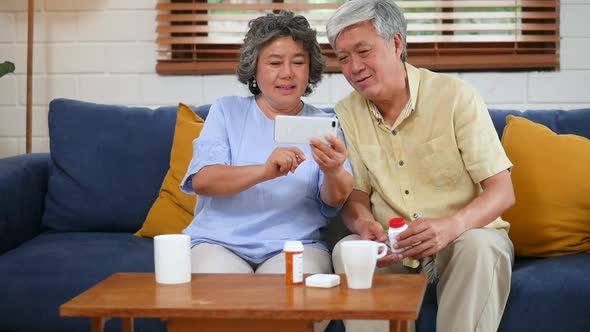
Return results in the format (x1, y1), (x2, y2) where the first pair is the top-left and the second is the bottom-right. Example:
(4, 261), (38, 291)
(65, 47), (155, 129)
(335, 63), (512, 244)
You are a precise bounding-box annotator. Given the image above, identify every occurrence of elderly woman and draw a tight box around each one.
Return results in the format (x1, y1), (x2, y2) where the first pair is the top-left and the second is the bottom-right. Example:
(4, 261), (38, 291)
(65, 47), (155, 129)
(180, 11), (353, 278)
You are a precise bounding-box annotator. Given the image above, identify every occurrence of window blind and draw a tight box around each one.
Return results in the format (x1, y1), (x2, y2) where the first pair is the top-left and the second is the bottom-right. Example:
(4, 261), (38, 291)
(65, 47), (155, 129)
(155, 0), (559, 75)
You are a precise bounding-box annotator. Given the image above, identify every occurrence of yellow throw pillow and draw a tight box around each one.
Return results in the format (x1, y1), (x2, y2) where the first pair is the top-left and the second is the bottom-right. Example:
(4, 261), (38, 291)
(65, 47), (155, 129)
(135, 103), (204, 238)
(501, 115), (590, 257)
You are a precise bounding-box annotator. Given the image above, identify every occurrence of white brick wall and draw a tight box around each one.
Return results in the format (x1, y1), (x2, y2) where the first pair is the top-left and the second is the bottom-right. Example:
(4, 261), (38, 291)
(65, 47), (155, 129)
(1, 0), (589, 157)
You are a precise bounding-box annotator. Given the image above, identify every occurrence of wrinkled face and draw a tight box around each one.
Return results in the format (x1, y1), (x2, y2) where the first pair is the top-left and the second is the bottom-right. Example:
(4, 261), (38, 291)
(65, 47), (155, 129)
(255, 36), (310, 112)
(335, 21), (405, 102)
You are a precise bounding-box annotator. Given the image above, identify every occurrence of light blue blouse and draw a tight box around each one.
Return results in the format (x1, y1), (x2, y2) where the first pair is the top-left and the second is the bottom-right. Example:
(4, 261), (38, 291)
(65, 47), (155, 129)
(180, 96), (352, 263)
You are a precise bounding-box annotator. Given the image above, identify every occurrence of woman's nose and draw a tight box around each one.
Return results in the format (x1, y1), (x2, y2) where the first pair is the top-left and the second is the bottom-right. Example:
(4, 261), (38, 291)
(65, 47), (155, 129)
(281, 64), (294, 78)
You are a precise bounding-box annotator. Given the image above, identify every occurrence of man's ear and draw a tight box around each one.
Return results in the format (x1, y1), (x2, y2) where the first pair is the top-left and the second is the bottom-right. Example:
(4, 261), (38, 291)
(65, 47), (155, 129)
(391, 33), (404, 59)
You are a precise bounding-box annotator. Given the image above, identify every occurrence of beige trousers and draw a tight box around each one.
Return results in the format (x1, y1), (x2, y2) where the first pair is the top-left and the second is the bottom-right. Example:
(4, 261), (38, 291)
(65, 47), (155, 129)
(332, 228), (514, 332)
(190, 243), (332, 332)
(190, 242), (332, 274)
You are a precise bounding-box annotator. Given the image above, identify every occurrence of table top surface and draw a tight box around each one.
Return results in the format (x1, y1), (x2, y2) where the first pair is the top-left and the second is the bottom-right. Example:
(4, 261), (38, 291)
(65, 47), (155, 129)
(60, 273), (427, 321)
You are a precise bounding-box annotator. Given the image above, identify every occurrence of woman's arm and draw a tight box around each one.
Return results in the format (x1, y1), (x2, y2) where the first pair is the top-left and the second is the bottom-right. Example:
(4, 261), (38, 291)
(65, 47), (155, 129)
(311, 135), (353, 207)
(192, 146), (307, 197)
(320, 167), (353, 207)
(191, 164), (266, 197)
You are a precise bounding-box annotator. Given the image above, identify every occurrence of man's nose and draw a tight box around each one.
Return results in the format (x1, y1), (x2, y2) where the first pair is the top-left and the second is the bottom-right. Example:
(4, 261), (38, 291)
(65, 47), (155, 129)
(350, 55), (364, 73)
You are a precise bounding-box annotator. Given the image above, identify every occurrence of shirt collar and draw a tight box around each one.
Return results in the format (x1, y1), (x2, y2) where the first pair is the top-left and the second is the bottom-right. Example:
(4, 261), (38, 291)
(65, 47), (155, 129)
(367, 62), (421, 126)
(406, 62), (420, 111)
(368, 101), (383, 121)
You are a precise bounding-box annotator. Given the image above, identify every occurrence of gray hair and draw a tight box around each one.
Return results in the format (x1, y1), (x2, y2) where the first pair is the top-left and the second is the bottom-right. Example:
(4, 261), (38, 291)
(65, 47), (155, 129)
(237, 11), (324, 96)
(326, 0), (407, 62)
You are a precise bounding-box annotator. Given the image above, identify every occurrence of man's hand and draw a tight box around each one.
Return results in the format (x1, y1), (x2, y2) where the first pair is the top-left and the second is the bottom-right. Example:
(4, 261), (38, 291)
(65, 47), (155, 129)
(376, 249), (404, 268)
(357, 221), (403, 268)
(395, 216), (461, 260)
(358, 220), (388, 242)
(393, 170), (514, 260)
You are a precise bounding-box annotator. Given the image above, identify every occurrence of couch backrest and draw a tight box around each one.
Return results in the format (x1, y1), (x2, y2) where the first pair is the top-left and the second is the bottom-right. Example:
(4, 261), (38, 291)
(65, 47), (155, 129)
(196, 106), (590, 139)
(42, 99), (590, 233)
(42, 99), (208, 233)
(488, 108), (590, 139)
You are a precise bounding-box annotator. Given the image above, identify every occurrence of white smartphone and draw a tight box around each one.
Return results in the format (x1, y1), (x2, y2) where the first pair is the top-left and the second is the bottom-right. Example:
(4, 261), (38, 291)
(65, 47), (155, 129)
(274, 115), (339, 144)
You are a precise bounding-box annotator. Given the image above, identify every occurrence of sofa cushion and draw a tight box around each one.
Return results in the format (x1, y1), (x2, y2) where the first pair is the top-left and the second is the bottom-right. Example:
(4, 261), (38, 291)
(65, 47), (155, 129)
(43, 99), (179, 232)
(499, 253), (590, 332)
(489, 108), (590, 139)
(136, 104), (204, 237)
(501, 116), (590, 257)
(0, 232), (165, 332)
(416, 253), (590, 332)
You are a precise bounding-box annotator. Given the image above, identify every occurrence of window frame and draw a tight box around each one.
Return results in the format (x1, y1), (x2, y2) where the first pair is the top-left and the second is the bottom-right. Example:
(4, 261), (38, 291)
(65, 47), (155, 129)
(155, 0), (560, 75)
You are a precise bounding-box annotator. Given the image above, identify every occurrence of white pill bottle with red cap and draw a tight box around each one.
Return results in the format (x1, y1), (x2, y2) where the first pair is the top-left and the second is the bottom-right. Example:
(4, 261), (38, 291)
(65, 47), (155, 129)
(388, 217), (408, 253)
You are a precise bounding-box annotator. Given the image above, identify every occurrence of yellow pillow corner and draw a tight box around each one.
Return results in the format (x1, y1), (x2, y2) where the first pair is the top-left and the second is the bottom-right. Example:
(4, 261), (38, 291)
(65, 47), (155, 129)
(135, 103), (204, 238)
(501, 115), (590, 257)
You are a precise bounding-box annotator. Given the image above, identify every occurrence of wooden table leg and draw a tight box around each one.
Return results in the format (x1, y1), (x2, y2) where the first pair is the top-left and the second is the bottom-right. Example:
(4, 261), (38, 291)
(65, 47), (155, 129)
(389, 320), (409, 332)
(91, 317), (109, 332)
(122, 317), (134, 332)
(168, 318), (314, 332)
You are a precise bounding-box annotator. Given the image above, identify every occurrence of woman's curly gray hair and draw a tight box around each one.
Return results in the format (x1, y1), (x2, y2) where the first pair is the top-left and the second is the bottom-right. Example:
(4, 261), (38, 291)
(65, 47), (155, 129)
(237, 11), (325, 96)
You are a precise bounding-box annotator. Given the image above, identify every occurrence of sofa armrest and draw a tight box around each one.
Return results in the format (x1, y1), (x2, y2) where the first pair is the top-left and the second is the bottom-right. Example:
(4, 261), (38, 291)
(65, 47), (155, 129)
(0, 153), (51, 254)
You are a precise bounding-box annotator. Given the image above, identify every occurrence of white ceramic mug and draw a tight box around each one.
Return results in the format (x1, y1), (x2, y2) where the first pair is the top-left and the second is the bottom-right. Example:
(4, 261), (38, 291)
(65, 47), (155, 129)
(340, 240), (388, 289)
(154, 234), (191, 284)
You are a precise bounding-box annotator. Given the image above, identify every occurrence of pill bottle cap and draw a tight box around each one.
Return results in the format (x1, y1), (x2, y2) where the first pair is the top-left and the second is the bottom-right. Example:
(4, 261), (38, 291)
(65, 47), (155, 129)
(284, 240), (304, 252)
(389, 217), (406, 228)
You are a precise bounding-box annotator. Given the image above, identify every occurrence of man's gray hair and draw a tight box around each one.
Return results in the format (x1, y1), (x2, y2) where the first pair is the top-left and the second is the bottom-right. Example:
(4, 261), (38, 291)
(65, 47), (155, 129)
(237, 11), (324, 96)
(326, 0), (407, 62)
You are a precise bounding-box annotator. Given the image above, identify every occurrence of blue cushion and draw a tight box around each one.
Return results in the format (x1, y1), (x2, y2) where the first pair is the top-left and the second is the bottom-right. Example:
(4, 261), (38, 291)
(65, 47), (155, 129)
(43, 99), (176, 232)
(43, 99), (209, 233)
(417, 254), (590, 332)
(0, 232), (165, 332)
(500, 253), (590, 331)
(489, 108), (590, 139)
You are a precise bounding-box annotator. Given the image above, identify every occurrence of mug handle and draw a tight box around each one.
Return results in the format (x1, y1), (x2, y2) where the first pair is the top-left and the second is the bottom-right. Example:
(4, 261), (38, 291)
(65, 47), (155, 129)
(376, 242), (388, 259)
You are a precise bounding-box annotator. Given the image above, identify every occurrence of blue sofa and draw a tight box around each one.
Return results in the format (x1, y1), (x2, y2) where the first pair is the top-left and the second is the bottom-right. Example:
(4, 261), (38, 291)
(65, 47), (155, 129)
(0, 98), (589, 332)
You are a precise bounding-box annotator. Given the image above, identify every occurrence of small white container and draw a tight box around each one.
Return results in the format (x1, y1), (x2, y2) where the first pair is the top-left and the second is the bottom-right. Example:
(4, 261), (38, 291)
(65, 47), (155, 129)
(388, 218), (408, 253)
(305, 274), (341, 288)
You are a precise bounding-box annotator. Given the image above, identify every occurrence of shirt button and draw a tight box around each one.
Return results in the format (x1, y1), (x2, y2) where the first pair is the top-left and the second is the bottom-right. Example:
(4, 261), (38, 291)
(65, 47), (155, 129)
(398, 160), (404, 167)
(404, 190), (410, 195)
(392, 130), (398, 136)
(412, 213), (419, 219)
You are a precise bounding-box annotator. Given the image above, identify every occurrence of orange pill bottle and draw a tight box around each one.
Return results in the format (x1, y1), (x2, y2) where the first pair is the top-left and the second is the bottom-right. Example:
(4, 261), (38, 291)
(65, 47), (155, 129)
(283, 241), (304, 285)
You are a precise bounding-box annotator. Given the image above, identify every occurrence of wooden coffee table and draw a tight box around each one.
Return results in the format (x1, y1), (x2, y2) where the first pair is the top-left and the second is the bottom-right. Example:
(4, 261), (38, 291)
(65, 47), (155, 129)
(60, 273), (427, 332)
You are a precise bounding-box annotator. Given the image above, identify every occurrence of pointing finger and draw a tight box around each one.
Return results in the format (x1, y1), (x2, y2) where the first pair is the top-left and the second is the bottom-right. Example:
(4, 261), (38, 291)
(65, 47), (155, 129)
(288, 147), (306, 161)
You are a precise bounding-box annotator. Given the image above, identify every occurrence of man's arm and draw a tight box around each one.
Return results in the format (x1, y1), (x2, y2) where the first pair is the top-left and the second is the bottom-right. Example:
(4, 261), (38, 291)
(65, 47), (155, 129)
(454, 169), (515, 231)
(343, 189), (403, 267)
(320, 167), (354, 207)
(394, 170), (515, 259)
(342, 189), (388, 242)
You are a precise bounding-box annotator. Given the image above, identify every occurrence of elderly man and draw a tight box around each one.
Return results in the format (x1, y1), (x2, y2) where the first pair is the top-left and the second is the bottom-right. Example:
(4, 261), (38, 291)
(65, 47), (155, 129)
(327, 1), (515, 331)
